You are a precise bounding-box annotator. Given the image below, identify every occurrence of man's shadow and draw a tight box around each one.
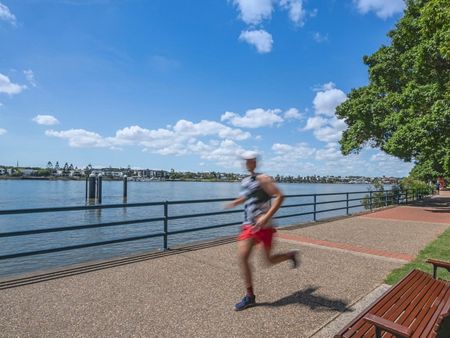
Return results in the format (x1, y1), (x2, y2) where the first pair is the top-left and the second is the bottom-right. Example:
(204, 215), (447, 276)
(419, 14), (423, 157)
(255, 286), (352, 313)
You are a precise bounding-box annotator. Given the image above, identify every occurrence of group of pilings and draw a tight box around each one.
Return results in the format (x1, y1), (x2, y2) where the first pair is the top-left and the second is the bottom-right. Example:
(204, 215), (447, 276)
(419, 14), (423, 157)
(85, 174), (128, 204)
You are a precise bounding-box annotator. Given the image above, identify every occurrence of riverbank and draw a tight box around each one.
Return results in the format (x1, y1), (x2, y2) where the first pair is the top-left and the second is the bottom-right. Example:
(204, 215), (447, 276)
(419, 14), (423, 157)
(0, 175), (384, 184)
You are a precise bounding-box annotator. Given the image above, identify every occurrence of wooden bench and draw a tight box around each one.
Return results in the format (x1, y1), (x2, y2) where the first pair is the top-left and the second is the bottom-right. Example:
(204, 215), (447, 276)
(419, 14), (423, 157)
(335, 259), (450, 338)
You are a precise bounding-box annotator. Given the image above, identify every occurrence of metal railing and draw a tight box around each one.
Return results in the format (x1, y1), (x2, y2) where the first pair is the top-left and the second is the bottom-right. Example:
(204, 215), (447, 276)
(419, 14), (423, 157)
(0, 188), (432, 261)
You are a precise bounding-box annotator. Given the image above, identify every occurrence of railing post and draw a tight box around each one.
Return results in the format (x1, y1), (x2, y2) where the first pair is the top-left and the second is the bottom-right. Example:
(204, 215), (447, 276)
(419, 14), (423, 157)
(97, 174), (102, 204)
(163, 201), (168, 250)
(85, 176), (88, 201)
(123, 175), (128, 199)
(384, 191), (388, 206)
(405, 190), (408, 204)
(369, 191), (373, 211)
(346, 193), (349, 215)
(88, 173), (96, 200)
(313, 194), (317, 221)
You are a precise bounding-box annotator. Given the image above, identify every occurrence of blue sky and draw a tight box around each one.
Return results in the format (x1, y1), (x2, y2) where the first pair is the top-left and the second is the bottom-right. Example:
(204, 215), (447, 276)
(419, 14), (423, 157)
(0, 0), (413, 177)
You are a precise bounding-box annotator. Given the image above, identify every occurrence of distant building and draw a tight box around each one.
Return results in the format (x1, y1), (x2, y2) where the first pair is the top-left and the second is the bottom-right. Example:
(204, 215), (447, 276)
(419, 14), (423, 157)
(21, 168), (36, 176)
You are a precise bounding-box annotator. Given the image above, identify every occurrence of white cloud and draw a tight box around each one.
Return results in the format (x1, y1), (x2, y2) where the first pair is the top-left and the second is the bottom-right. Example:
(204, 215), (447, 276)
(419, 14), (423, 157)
(233, 0), (273, 25)
(0, 128), (6, 135)
(302, 83), (348, 144)
(365, 149), (413, 176)
(329, 116), (347, 131)
(0, 73), (26, 95)
(284, 108), (303, 120)
(313, 32), (328, 43)
(303, 116), (328, 130)
(264, 142), (316, 173)
(221, 108), (283, 128)
(354, 0), (405, 19)
(315, 143), (341, 161)
(272, 142), (315, 160)
(46, 118), (251, 162)
(196, 139), (249, 168)
(313, 82), (347, 116)
(45, 129), (112, 148)
(115, 125), (174, 144)
(172, 119), (250, 140)
(23, 70), (37, 87)
(33, 115), (59, 126)
(0, 2), (16, 25)
(313, 126), (343, 143)
(280, 0), (306, 26)
(239, 29), (273, 53)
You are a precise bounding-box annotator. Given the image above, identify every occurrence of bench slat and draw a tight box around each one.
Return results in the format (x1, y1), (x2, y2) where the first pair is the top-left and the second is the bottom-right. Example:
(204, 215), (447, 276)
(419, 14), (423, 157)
(383, 273), (435, 323)
(371, 276), (438, 338)
(396, 278), (444, 328)
(335, 269), (450, 338)
(337, 271), (420, 337)
(413, 286), (450, 337)
(349, 271), (429, 338)
(410, 282), (446, 337)
(339, 270), (423, 337)
(428, 289), (450, 337)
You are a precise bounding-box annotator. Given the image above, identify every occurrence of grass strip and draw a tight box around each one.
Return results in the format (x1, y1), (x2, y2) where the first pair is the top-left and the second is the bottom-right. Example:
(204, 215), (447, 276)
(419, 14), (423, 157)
(385, 227), (450, 285)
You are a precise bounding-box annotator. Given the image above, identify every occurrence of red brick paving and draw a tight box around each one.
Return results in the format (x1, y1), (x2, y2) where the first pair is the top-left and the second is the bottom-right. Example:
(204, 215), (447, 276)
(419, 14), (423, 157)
(276, 233), (414, 262)
(360, 206), (450, 225)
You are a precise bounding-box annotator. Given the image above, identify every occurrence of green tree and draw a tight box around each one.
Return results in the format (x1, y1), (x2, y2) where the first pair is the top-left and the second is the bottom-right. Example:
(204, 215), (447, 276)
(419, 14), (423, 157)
(336, 0), (450, 179)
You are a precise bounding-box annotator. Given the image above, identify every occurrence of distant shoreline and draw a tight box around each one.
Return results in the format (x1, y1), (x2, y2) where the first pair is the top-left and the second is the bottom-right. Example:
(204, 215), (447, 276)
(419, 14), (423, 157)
(0, 176), (377, 184)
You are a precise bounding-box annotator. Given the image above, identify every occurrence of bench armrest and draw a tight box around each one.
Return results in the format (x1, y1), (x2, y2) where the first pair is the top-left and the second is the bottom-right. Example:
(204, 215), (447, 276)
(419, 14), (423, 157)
(364, 314), (412, 338)
(427, 259), (450, 279)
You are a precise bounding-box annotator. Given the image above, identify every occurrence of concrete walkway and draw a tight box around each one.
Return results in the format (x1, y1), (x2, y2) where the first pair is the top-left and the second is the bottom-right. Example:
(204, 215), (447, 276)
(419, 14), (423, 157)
(0, 195), (449, 337)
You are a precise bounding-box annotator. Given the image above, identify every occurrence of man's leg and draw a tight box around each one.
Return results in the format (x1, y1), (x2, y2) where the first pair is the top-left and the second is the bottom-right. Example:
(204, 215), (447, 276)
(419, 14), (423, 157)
(237, 238), (255, 294)
(263, 245), (295, 265)
(261, 234), (299, 268)
(235, 238), (257, 311)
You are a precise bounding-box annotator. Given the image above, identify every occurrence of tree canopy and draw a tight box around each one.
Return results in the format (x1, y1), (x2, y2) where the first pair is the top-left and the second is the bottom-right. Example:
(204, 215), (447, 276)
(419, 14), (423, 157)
(336, 0), (450, 180)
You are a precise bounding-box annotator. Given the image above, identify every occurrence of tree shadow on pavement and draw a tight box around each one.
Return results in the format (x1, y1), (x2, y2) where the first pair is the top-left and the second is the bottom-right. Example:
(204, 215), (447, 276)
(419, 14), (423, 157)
(256, 286), (352, 313)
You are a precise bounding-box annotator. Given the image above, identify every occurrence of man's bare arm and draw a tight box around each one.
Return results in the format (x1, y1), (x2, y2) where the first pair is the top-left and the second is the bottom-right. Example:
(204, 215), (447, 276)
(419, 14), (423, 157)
(224, 196), (246, 209)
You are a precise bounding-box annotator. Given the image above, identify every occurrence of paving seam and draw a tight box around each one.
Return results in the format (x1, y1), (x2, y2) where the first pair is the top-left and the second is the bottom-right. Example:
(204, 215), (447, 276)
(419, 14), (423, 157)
(276, 233), (413, 263)
(357, 215), (450, 225)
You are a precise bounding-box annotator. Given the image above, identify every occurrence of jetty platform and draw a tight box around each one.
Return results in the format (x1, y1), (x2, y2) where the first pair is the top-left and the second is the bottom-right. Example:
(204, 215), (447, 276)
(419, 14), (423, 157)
(1, 195), (449, 337)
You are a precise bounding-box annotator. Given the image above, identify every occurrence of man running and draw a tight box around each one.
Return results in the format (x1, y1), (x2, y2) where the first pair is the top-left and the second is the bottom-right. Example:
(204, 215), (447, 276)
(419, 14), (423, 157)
(226, 151), (298, 311)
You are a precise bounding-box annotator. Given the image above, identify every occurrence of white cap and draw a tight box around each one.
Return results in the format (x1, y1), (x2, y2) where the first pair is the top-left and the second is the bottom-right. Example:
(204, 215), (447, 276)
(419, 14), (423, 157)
(240, 150), (259, 160)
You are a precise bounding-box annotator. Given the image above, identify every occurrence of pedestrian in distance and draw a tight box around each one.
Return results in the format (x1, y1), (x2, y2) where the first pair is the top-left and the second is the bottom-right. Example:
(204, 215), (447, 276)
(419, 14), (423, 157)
(225, 151), (299, 311)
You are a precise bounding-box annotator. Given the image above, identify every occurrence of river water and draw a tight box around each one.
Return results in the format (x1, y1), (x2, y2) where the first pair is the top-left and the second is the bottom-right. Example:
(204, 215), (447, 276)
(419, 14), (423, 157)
(0, 179), (375, 277)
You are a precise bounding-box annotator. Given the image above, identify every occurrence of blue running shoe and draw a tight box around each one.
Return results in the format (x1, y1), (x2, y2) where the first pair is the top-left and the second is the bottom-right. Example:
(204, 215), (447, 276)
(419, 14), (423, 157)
(234, 295), (256, 311)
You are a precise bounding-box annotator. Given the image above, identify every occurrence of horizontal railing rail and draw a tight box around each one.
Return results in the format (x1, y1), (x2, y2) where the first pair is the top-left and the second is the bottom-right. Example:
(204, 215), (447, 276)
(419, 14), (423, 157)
(0, 188), (433, 261)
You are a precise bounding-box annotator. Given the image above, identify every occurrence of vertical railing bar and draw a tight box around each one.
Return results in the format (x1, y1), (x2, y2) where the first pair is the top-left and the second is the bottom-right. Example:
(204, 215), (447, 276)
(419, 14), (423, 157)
(313, 194), (317, 221)
(163, 201), (168, 250)
(369, 191), (373, 211)
(346, 193), (349, 215)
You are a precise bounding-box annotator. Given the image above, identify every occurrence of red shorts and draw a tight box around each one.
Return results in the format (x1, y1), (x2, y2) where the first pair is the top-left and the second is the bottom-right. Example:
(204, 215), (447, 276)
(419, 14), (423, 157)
(238, 224), (276, 248)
